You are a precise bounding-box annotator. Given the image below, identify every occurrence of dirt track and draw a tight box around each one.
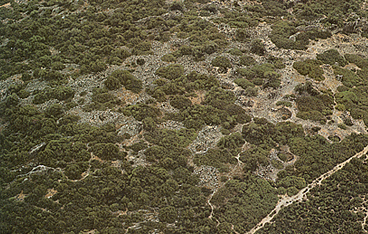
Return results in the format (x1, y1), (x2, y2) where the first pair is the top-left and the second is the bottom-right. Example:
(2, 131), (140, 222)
(247, 144), (368, 234)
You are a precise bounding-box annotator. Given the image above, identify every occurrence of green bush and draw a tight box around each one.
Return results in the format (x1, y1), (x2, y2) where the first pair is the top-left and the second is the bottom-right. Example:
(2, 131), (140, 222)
(276, 101), (292, 107)
(104, 76), (121, 90)
(344, 54), (368, 69)
(293, 59), (324, 81)
(234, 78), (255, 89)
(91, 143), (120, 160)
(155, 64), (184, 80)
(235, 28), (250, 42)
(333, 66), (362, 87)
(45, 103), (64, 118)
(132, 41), (152, 55)
(161, 54), (177, 62)
(123, 103), (161, 121)
(107, 70), (142, 93)
(239, 55), (256, 66)
(228, 48), (243, 56)
(250, 39), (266, 56)
(316, 49), (347, 66)
(211, 56), (232, 69)
(170, 95), (192, 110)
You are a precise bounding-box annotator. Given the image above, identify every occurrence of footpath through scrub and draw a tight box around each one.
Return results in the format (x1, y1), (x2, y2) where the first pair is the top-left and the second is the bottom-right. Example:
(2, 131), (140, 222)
(247, 144), (368, 234)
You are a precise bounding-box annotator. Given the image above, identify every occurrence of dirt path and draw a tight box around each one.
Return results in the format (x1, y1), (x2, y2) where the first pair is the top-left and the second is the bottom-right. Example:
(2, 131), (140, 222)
(247, 144), (368, 234)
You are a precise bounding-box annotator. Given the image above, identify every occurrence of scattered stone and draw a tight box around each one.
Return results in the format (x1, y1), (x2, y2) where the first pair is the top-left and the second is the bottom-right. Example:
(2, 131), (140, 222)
(189, 125), (223, 154)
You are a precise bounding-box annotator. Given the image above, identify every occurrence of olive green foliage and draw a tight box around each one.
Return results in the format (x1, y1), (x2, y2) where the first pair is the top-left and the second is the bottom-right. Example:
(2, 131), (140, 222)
(105, 70), (142, 93)
(236, 63), (281, 88)
(228, 48), (243, 56)
(194, 148), (237, 171)
(91, 143), (123, 160)
(316, 49), (347, 66)
(167, 86), (251, 130)
(84, 87), (121, 111)
(267, 55), (285, 69)
(234, 78), (259, 96)
(33, 86), (75, 104)
(335, 85), (368, 126)
(345, 54), (368, 69)
(174, 42), (221, 61)
(240, 119), (304, 172)
(244, 0), (287, 17)
(211, 56), (232, 69)
(293, 59), (324, 81)
(279, 133), (368, 184)
(260, 157), (368, 234)
(123, 103), (161, 121)
(132, 41), (152, 55)
(239, 55), (256, 66)
(218, 132), (245, 150)
(276, 100), (292, 107)
(170, 95), (192, 110)
(296, 0), (364, 25)
(294, 82), (334, 123)
(3, 0), (368, 233)
(148, 71), (219, 102)
(234, 78), (255, 89)
(155, 64), (184, 80)
(271, 159), (284, 169)
(0, 92), (216, 234)
(270, 21), (331, 50)
(242, 119), (304, 146)
(277, 175), (306, 190)
(145, 128), (197, 148)
(45, 103), (64, 118)
(212, 7), (259, 28)
(333, 65), (363, 87)
(212, 175), (278, 233)
(235, 28), (251, 42)
(330, 53), (368, 126)
(250, 39), (266, 56)
(161, 53), (177, 62)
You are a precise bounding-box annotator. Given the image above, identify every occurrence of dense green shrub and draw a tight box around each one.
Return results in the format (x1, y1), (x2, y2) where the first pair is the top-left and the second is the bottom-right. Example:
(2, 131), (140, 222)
(235, 28), (251, 42)
(106, 70), (142, 93)
(345, 54), (368, 69)
(45, 103), (64, 118)
(161, 53), (177, 62)
(239, 55), (256, 66)
(104, 76), (121, 90)
(270, 21), (331, 50)
(250, 39), (266, 56)
(276, 100), (292, 107)
(194, 148), (236, 171)
(132, 41), (152, 55)
(228, 48), (243, 56)
(170, 95), (192, 110)
(316, 49), (347, 66)
(234, 78), (255, 89)
(211, 56), (232, 69)
(333, 66), (362, 87)
(155, 64), (184, 80)
(123, 103), (161, 121)
(293, 59), (324, 81)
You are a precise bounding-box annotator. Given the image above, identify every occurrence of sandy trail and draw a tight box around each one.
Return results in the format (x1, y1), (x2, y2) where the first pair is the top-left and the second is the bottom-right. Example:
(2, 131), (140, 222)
(247, 144), (368, 234)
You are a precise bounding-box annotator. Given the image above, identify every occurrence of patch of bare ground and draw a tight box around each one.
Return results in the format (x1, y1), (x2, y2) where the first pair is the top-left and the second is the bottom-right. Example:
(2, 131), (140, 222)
(15, 190), (26, 202)
(189, 90), (206, 105)
(80, 230), (98, 234)
(45, 189), (57, 199)
(0, 3), (11, 8)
